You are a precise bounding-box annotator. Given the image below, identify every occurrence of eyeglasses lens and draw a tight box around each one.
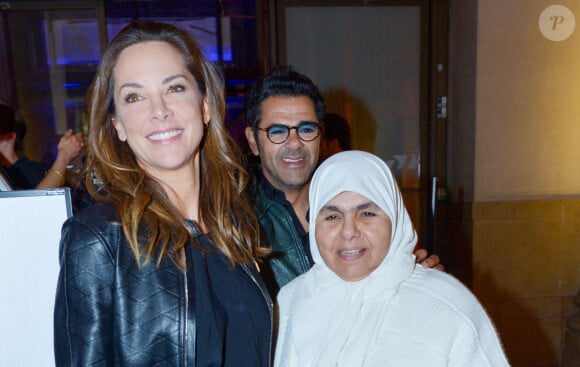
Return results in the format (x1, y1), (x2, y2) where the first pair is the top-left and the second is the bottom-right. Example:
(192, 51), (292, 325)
(297, 123), (319, 141)
(267, 125), (289, 144)
(264, 122), (320, 144)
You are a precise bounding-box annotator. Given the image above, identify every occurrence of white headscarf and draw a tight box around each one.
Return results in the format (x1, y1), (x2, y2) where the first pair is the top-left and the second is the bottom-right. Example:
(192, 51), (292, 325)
(290, 150), (418, 366)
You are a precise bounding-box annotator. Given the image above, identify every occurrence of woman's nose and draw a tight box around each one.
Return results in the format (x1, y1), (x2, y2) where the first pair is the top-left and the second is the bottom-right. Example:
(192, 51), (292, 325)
(341, 216), (360, 239)
(151, 97), (171, 121)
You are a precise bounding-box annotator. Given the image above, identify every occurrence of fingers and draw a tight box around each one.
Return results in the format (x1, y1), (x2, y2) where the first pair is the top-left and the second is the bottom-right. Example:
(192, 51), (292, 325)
(413, 247), (445, 271)
(420, 254), (445, 272)
(414, 248), (428, 263)
(59, 130), (76, 143)
(57, 130), (85, 163)
(433, 263), (446, 272)
(422, 254), (440, 268)
(60, 132), (84, 146)
(73, 132), (84, 146)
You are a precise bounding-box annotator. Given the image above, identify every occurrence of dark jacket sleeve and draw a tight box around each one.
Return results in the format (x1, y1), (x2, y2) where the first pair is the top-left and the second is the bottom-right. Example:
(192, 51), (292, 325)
(54, 216), (116, 366)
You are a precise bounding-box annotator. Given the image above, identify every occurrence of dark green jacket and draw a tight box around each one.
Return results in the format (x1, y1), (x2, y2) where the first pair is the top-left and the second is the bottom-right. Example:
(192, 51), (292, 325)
(253, 178), (311, 291)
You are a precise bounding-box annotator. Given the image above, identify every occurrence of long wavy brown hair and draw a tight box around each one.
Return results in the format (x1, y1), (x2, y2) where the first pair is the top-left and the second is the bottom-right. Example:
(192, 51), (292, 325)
(84, 21), (266, 268)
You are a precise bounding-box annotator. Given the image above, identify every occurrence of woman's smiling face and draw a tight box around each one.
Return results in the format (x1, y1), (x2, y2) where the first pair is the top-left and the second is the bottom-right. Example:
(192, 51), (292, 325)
(315, 191), (392, 282)
(111, 40), (208, 177)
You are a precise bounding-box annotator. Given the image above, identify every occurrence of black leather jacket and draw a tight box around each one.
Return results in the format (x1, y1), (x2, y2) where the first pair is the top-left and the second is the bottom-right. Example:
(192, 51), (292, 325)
(54, 202), (273, 366)
(253, 177), (311, 290)
(250, 168), (312, 295)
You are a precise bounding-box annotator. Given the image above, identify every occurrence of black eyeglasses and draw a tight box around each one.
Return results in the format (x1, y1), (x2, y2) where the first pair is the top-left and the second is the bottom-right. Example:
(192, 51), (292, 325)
(254, 121), (321, 144)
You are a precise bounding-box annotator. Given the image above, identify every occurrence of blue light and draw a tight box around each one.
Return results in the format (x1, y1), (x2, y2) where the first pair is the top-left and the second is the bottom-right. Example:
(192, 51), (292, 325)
(202, 46), (232, 62)
(63, 83), (83, 89)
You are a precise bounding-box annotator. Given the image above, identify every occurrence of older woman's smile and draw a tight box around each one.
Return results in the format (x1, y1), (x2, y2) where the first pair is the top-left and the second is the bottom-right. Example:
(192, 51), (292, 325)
(339, 248), (365, 257)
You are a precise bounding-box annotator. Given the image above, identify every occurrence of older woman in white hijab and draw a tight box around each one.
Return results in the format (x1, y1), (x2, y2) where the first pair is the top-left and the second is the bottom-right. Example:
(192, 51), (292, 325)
(274, 150), (509, 367)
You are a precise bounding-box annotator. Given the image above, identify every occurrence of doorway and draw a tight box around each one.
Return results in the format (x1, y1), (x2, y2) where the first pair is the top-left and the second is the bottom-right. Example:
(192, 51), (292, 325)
(273, 0), (448, 252)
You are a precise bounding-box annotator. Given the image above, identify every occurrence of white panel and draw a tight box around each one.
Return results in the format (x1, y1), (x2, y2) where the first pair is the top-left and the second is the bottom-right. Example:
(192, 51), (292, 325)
(0, 189), (72, 367)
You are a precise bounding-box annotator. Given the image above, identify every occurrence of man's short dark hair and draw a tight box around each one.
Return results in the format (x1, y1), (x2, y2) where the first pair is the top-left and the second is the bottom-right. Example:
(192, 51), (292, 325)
(245, 65), (325, 128)
(0, 103), (16, 135)
(323, 112), (352, 151)
(14, 121), (27, 152)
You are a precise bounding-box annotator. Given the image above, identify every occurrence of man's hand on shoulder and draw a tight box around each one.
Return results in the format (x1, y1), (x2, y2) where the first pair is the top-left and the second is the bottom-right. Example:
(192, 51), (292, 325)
(414, 248), (445, 271)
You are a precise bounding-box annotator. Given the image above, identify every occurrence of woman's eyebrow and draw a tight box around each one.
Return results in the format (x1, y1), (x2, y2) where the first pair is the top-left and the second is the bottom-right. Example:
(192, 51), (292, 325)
(162, 74), (188, 84)
(118, 82), (142, 92)
(319, 205), (340, 212)
(357, 202), (379, 210)
(117, 74), (187, 92)
(319, 201), (377, 213)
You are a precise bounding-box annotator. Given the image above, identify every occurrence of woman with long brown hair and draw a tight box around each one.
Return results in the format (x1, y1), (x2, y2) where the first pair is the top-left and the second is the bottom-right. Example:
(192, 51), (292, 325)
(54, 21), (272, 366)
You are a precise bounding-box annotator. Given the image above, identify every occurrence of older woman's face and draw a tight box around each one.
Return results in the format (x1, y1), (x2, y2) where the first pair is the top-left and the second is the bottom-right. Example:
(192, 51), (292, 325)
(315, 191), (392, 282)
(111, 41), (208, 178)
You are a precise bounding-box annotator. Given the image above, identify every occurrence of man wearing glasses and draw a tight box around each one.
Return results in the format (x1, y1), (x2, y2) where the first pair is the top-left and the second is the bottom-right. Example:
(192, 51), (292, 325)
(244, 66), (440, 294)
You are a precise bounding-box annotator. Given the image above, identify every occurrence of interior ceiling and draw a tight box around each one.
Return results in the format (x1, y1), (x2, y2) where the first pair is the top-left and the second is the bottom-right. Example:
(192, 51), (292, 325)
(105, 0), (219, 18)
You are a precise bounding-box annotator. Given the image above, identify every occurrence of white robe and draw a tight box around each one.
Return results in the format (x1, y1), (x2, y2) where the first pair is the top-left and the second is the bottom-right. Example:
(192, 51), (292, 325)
(276, 265), (509, 366)
(274, 150), (509, 367)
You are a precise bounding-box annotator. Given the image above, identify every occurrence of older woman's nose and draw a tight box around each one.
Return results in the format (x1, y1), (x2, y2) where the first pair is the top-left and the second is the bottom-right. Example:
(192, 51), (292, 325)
(341, 216), (360, 239)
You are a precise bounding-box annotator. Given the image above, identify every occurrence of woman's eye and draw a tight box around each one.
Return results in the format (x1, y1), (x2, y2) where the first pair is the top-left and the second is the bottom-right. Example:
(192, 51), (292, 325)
(125, 93), (140, 103)
(361, 211), (376, 217)
(324, 214), (339, 221)
(168, 84), (185, 93)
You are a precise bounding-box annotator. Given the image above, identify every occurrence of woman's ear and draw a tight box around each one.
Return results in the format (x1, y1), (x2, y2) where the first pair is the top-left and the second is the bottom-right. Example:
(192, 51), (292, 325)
(202, 97), (210, 126)
(110, 116), (127, 142)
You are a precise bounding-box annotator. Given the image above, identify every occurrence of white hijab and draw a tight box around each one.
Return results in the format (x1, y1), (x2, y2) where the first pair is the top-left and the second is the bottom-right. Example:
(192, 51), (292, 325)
(290, 150), (418, 366)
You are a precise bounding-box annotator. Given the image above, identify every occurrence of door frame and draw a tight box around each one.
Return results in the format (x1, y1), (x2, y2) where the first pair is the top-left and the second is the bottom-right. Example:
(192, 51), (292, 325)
(264, 0), (449, 253)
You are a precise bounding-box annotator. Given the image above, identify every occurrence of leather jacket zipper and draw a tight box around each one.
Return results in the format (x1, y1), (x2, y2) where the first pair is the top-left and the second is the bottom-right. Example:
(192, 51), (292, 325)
(242, 263), (274, 366)
(184, 269), (188, 367)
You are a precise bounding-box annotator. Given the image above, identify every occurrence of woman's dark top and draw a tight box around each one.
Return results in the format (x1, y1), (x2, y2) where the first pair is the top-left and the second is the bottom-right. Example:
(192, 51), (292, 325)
(54, 202), (272, 366)
(5, 156), (47, 189)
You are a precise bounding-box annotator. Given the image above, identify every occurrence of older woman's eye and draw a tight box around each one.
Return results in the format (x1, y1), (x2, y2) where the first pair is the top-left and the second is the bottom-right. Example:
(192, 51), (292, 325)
(361, 211), (377, 218)
(125, 93), (140, 103)
(324, 214), (340, 221)
(168, 84), (185, 93)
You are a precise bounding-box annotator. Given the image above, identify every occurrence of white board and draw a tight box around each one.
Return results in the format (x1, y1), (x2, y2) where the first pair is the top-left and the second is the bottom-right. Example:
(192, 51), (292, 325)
(0, 188), (72, 366)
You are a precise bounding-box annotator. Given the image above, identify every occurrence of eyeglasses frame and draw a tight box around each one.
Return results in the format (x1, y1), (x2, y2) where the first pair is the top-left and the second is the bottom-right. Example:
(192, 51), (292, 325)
(253, 121), (321, 144)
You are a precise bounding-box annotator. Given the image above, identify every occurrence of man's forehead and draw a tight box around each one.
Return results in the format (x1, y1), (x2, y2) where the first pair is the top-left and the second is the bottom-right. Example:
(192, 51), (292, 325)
(261, 96), (319, 125)
(261, 95), (317, 119)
